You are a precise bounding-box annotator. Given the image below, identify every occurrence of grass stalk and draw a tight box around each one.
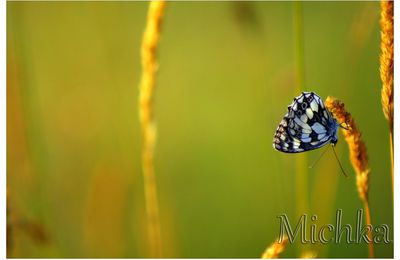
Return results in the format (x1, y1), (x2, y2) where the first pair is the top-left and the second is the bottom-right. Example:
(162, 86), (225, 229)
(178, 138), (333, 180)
(389, 131), (393, 193)
(292, 3), (309, 254)
(379, 0), (394, 196)
(138, 1), (166, 257)
(325, 97), (374, 258)
(363, 202), (374, 258)
(293, 1), (305, 92)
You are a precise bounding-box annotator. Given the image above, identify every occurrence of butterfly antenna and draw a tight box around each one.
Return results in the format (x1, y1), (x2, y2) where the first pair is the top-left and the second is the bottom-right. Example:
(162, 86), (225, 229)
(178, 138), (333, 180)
(331, 145), (349, 178)
(309, 144), (330, 169)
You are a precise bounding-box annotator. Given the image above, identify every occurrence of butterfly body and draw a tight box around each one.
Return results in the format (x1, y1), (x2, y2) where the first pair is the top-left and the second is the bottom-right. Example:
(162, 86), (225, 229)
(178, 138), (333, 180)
(273, 92), (339, 153)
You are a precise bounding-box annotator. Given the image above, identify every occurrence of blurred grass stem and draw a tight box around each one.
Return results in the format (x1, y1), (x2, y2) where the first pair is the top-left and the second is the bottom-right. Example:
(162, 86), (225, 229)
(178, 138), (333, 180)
(293, 1), (309, 253)
(138, 1), (166, 257)
(294, 2), (305, 91)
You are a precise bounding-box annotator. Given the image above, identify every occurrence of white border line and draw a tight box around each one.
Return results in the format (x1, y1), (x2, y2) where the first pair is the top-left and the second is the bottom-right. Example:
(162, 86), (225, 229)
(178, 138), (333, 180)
(1, 1), (397, 259)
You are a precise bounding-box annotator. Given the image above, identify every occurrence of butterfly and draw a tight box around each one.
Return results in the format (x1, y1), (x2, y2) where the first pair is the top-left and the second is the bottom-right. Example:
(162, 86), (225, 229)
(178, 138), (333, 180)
(272, 92), (339, 153)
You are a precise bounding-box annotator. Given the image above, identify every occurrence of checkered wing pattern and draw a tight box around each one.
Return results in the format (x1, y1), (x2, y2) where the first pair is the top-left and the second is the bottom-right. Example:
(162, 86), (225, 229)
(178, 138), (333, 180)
(273, 92), (338, 153)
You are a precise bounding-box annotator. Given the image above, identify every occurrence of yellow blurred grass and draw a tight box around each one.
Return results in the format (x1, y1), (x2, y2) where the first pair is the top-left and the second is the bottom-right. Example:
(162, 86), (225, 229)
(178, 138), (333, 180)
(325, 97), (374, 258)
(83, 165), (127, 257)
(138, 0), (166, 257)
(299, 250), (317, 258)
(261, 236), (288, 259)
(293, 3), (310, 255)
(7, 39), (48, 258)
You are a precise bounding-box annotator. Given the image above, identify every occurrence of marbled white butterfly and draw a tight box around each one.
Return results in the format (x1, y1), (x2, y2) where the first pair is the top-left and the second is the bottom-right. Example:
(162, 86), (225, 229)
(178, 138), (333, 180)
(272, 92), (339, 153)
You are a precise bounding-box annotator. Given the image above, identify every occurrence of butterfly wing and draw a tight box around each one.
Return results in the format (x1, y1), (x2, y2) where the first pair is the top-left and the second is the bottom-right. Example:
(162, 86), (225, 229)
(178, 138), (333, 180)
(273, 92), (334, 153)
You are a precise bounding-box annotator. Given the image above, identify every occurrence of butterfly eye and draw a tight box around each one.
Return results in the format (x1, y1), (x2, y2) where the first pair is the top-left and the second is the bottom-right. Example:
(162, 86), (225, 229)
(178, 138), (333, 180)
(301, 102), (307, 109)
(296, 110), (302, 116)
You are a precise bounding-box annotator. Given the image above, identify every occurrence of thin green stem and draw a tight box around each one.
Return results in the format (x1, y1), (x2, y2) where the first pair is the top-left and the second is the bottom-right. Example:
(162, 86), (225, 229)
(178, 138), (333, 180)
(390, 129), (393, 198)
(294, 1), (306, 92)
(293, 1), (309, 254)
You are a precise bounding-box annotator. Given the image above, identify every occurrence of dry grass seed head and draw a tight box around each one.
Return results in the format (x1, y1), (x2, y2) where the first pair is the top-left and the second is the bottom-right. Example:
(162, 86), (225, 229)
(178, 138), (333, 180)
(261, 236), (288, 259)
(325, 97), (370, 202)
(379, 0), (394, 128)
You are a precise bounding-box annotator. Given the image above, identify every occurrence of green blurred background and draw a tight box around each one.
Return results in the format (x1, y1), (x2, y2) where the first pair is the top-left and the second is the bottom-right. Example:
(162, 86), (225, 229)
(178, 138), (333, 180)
(7, 1), (393, 258)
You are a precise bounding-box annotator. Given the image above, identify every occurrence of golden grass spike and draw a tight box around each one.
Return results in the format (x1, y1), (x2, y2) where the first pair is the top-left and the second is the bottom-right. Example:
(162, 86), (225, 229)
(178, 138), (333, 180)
(138, 0), (166, 257)
(325, 98), (369, 182)
(380, 0), (394, 126)
(325, 97), (374, 258)
(261, 236), (288, 259)
(379, 0), (394, 194)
